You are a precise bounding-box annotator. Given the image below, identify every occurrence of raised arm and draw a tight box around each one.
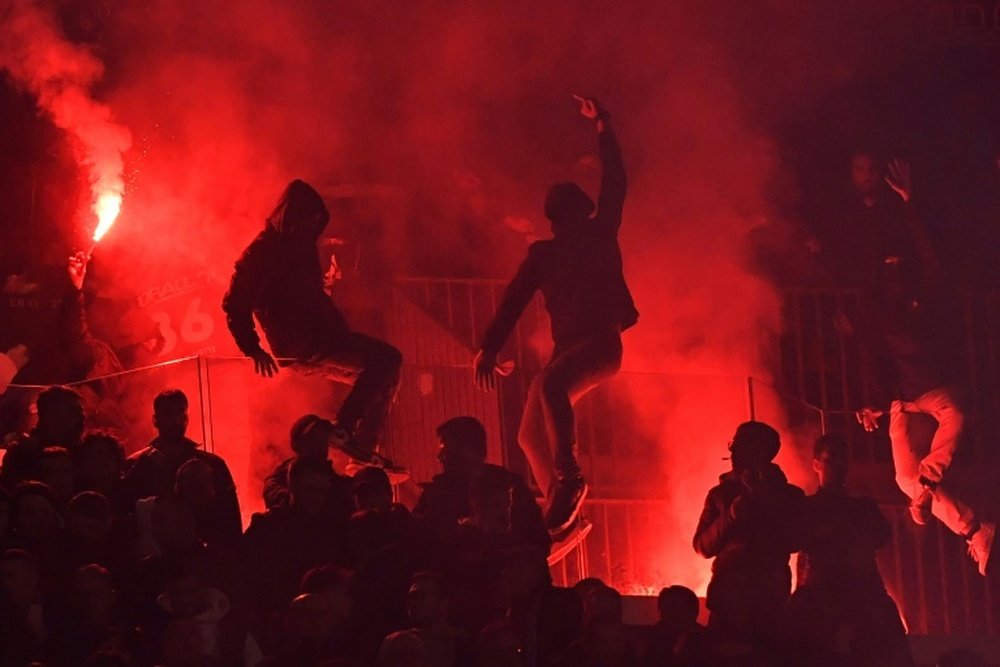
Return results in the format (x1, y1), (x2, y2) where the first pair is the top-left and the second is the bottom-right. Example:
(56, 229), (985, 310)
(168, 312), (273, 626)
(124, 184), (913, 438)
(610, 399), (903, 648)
(576, 96), (626, 231)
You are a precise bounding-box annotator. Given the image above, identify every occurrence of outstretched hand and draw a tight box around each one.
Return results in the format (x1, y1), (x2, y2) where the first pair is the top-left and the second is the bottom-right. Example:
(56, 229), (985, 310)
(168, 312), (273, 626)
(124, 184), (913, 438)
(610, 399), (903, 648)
(474, 349), (499, 391)
(885, 158), (912, 203)
(250, 349), (279, 378)
(573, 95), (603, 121)
(855, 407), (884, 432)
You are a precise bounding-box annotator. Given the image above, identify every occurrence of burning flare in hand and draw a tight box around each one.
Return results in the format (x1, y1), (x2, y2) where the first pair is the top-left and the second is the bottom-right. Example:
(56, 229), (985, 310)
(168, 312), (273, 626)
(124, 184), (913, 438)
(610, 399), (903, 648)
(92, 191), (123, 243)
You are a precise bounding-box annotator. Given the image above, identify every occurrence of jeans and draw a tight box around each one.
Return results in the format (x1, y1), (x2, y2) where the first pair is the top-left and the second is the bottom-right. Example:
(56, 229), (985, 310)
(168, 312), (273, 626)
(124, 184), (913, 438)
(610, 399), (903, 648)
(291, 332), (402, 453)
(889, 386), (975, 536)
(517, 330), (622, 501)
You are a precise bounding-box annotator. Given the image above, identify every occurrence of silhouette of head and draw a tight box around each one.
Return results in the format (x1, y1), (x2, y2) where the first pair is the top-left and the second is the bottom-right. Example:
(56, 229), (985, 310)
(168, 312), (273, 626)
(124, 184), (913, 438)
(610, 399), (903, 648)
(72, 564), (116, 625)
(407, 571), (449, 628)
(290, 414), (334, 462)
(11, 481), (59, 542)
(288, 458), (331, 515)
(76, 432), (125, 495)
(40, 446), (74, 503)
(353, 466), (393, 512)
(267, 179), (330, 240)
(545, 182), (595, 235)
(66, 491), (114, 545)
(850, 150), (881, 198)
(153, 389), (189, 441)
(299, 564), (352, 624)
(0, 549), (41, 606)
(657, 585), (699, 628)
(436, 416), (487, 479)
(813, 433), (849, 489)
(35, 385), (84, 447)
(583, 585), (623, 630)
(175, 459), (216, 508)
(728, 421), (780, 469)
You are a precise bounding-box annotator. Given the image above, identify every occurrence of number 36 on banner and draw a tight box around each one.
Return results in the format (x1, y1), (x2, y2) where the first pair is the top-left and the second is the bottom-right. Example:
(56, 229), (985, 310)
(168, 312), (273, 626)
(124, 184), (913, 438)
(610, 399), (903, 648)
(150, 297), (215, 356)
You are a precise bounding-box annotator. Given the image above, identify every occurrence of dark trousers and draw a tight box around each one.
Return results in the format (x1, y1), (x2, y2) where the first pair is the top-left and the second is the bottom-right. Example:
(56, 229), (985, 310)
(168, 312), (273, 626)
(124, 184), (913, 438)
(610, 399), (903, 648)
(290, 332), (402, 452)
(517, 329), (622, 501)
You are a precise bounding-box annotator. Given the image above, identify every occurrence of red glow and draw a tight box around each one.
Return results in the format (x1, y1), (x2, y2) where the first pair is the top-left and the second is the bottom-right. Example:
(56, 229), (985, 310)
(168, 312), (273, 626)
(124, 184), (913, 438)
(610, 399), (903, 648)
(92, 191), (122, 242)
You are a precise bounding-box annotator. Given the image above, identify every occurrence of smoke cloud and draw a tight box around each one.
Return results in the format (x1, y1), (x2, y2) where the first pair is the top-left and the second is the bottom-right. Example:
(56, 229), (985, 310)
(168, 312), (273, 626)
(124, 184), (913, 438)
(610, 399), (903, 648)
(3, 0), (919, 592)
(0, 0), (131, 244)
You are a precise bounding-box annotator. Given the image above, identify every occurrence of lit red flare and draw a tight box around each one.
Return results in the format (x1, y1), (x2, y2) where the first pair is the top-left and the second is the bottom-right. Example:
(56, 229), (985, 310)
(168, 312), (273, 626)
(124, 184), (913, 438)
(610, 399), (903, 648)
(92, 190), (122, 242)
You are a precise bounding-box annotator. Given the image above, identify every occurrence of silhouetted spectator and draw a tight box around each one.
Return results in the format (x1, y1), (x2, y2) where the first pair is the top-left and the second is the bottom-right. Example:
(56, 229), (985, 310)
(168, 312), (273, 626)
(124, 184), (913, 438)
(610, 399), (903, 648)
(555, 584), (640, 667)
(120, 389), (241, 542)
(52, 564), (137, 666)
(59, 492), (126, 577)
(261, 592), (349, 667)
(130, 495), (234, 625)
(414, 417), (549, 554)
(378, 629), (427, 667)
(263, 414), (353, 518)
(349, 467), (427, 663)
(2, 384), (85, 488)
(642, 585), (708, 667)
(74, 432), (127, 509)
(496, 546), (582, 666)
(138, 553), (261, 667)
(175, 457), (242, 550)
(397, 571), (472, 667)
(0, 548), (52, 665)
(39, 445), (74, 508)
(243, 458), (352, 624)
(789, 434), (912, 667)
(7, 481), (62, 584)
(693, 421), (804, 656)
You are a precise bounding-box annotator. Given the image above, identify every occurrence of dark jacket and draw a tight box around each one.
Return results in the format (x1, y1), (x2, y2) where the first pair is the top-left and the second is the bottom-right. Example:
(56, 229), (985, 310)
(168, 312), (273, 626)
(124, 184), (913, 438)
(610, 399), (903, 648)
(262, 456), (353, 515)
(796, 487), (890, 594)
(242, 503), (353, 620)
(222, 180), (347, 358)
(120, 436), (242, 547)
(481, 128), (638, 356)
(693, 463), (805, 618)
(414, 463), (551, 554)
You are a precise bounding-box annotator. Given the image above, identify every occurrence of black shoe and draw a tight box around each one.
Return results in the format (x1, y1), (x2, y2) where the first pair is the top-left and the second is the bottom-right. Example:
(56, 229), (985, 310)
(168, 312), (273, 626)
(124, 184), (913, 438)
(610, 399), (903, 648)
(545, 478), (588, 534)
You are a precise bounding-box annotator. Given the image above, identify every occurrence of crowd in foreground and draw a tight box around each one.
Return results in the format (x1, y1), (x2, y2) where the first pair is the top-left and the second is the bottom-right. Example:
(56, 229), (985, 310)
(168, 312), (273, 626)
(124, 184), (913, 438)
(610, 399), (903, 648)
(0, 385), (991, 667)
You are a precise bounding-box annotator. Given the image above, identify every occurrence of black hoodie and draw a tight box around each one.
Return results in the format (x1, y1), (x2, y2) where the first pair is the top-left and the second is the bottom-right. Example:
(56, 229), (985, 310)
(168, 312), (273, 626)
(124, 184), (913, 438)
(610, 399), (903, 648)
(222, 180), (348, 358)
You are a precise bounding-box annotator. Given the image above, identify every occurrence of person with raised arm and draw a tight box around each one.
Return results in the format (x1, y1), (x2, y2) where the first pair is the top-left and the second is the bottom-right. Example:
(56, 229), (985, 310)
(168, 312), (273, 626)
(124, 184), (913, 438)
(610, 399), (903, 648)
(475, 96), (638, 535)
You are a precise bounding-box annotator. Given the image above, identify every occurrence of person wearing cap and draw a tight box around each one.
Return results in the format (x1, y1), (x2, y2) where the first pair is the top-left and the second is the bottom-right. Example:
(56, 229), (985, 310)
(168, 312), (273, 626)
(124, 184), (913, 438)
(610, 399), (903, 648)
(263, 414), (353, 519)
(693, 421), (805, 656)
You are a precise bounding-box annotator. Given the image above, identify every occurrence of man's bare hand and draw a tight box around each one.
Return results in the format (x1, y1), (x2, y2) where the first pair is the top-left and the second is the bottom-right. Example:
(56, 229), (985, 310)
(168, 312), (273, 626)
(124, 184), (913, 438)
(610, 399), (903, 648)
(856, 407), (884, 432)
(885, 158), (912, 203)
(67, 251), (88, 291)
(474, 350), (499, 391)
(5, 344), (28, 370)
(250, 349), (279, 378)
(573, 95), (603, 121)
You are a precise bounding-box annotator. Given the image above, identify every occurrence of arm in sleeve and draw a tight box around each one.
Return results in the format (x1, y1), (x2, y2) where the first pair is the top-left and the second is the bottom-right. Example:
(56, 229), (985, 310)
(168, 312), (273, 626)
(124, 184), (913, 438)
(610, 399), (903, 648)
(479, 247), (544, 357)
(693, 489), (734, 558)
(262, 460), (291, 510)
(222, 257), (263, 356)
(595, 123), (627, 232)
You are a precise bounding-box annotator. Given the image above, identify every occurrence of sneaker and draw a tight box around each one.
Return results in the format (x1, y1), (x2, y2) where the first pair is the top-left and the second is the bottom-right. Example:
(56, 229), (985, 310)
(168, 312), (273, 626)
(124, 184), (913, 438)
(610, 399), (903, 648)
(545, 478), (588, 534)
(908, 486), (933, 526)
(967, 521), (995, 576)
(328, 425), (376, 463)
